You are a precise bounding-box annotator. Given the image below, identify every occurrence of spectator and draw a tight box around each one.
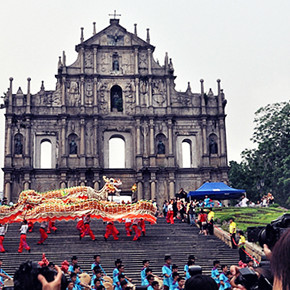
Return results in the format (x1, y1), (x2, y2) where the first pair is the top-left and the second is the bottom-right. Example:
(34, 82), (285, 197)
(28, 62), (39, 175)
(185, 275), (218, 290)
(237, 230), (247, 263)
(207, 208), (215, 235)
(187, 200), (196, 226)
(197, 209), (207, 235)
(228, 219), (237, 249)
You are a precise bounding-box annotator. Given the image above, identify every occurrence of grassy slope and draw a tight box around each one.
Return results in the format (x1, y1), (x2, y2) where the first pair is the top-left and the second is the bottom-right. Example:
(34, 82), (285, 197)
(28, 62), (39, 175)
(212, 206), (289, 232)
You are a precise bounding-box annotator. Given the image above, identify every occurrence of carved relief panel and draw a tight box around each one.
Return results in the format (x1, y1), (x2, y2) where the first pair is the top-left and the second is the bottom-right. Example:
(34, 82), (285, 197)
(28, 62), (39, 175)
(124, 81), (136, 115)
(98, 81), (109, 114)
(85, 80), (93, 105)
(152, 79), (166, 107)
(66, 81), (80, 106)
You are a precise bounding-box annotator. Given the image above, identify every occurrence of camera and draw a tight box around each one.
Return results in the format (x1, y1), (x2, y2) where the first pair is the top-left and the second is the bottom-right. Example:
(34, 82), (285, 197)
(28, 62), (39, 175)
(247, 213), (290, 249)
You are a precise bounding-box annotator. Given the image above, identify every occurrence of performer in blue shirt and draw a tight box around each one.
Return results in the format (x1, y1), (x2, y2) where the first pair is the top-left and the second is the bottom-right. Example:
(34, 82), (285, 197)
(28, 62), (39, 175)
(141, 259), (150, 285)
(91, 254), (107, 276)
(113, 259), (122, 281)
(219, 265), (231, 290)
(162, 255), (172, 290)
(183, 255), (195, 279)
(211, 260), (220, 285)
(0, 259), (12, 287)
(169, 272), (180, 290)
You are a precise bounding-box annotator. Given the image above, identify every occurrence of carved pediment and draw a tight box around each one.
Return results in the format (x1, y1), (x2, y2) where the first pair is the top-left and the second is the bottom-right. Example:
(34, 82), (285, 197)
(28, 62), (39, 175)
(79, 20), (154, 49)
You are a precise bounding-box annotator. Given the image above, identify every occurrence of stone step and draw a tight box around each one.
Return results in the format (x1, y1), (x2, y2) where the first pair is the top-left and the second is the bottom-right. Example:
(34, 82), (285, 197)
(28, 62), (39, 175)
(0, 218), (239, 284)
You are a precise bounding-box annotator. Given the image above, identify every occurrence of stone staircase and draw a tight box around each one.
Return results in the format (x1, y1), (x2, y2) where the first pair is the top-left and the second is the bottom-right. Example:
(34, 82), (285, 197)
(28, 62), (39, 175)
(0, 218), (239, 284)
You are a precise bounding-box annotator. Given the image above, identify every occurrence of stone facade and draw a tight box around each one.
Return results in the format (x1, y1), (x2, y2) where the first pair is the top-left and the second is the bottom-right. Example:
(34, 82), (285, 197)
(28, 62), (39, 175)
(2, 18), (229, 207)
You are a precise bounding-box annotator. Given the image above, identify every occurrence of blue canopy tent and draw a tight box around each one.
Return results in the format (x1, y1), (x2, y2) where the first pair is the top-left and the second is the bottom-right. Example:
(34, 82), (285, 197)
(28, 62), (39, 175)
(187, 182), (245, 200)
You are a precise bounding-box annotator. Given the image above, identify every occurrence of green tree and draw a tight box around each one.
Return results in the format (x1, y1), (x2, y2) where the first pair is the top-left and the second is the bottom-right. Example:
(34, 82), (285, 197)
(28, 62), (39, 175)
(229, 101), (290, 206)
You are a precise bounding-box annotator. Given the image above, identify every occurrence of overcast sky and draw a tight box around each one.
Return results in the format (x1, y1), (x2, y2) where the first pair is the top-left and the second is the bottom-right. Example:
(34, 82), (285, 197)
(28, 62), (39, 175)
(0, 0), (289, 191)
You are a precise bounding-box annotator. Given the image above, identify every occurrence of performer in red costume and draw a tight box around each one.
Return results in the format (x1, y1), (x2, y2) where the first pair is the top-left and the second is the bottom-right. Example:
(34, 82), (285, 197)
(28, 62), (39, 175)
(139, 218), (146, 236)
(18, 220), (31, 253)
(28, 220), (34, 232)
(104, 221), (119, 241)
(124, 218), (132, 236)
(0, 224), (8, 253)
(47, 219), (57, 234)
(76, 216), (85, 236)
(166, 200), (174, 224)
(80, 214), (95, 241)
(37, 221), (48, 245)
(132, 218), (141, 241)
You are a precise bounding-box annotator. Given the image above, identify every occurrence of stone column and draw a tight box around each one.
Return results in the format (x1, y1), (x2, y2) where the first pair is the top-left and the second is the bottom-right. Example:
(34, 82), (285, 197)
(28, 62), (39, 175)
(80, 118), (85, 155)
(137, 181), (143, 200)
(135, 78), (140, 107)
(142, 121), (149, 157)
(166, 78), (170, 107)
(7, 78), (13, 114)
(23, 181), (30, 190)
(148, 78), (152, 107)
(93, 77), (98, 110)
(4, 181), (11, 202)
(134, 47), (139, 74)
(149, 119), (154, 155)
(168, 119), (173, 155)
(136, 118), (141, 155)
(24, 120), (31, 167)
(80, 77), (85, 106)
(169, 180), (175, 199)
(147, 48), (152, 75)
(26, 78), (31, 114)
(5, 118), (12, 156)
(61, 118), (67, 167)
(80, 47), (84, 74)
(61, 76), (66, 107)
(93, 47), (97, 74)
(93, 118), (99, 167)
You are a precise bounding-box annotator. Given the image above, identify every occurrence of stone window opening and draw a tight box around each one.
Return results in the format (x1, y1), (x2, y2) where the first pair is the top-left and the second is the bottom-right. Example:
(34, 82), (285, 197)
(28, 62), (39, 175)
(111, 85), (123, 112)
(182, 139), (191, 168)
(109, 136), (125, 168)
(40, 139), (52, 168)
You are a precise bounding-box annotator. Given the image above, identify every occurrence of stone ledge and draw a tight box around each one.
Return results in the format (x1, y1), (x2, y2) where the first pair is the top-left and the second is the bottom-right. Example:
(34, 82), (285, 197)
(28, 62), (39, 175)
(214, 225), (264, 261)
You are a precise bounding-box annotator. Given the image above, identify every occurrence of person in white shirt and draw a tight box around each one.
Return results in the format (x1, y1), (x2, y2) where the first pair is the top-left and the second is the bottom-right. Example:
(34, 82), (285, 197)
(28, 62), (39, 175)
(239, 195), (249, 207)
(18, 220), (31, 253)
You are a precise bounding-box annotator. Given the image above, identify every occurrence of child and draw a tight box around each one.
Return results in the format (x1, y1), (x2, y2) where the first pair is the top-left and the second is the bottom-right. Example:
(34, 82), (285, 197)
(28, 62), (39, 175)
(113, 259), (122, 281)
(176, 277), (185, 290)
(152, 281), (160, 290)
(211, 260), (220, 285)
(91, 255), (107, 275)
(91, 269), (104, 288)
(141, 259), (150, 285)
(146, 274), (155, 290)
(169, 272), (180, 290)
(184, 255), (195, 279)
(219, 265), (231, 290)
(162, 255), (172, 290)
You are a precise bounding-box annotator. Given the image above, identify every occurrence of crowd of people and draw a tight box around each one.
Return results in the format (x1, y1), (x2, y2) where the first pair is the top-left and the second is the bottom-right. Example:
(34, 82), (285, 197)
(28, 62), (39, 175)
(5, 228), (290, 290)
(236, 193), (275, 208)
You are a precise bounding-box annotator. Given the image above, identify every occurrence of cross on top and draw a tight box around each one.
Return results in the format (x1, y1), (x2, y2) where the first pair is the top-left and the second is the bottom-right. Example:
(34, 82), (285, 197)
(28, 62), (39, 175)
(109, 10), (121, 19)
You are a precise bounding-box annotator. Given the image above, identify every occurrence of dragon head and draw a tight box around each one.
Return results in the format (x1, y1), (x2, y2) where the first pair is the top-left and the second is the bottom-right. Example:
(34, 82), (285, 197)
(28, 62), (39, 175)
(103, 176), (122, 195)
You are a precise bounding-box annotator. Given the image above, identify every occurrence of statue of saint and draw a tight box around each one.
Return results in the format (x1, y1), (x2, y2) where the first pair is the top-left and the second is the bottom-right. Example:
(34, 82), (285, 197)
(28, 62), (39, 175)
(113, 59), (119, 71)
(15, 136), (23, 154)
(112, 92), (123, 112)
(157, 140), (165, 154)
(69, 139), (77, 154)
(209, 138), (218, 154)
